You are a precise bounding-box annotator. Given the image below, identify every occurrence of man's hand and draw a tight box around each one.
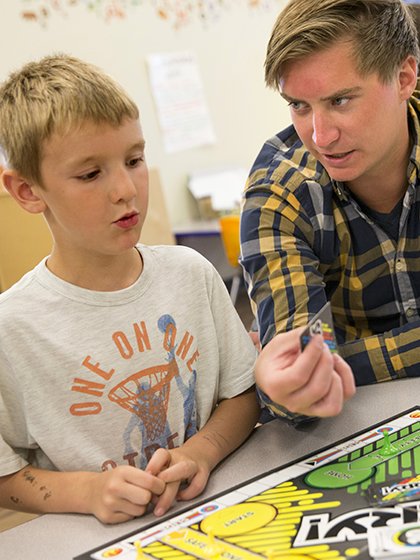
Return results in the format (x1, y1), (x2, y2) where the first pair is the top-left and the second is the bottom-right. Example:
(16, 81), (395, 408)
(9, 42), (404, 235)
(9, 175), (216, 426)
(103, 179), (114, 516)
(255, 328), (355, 417)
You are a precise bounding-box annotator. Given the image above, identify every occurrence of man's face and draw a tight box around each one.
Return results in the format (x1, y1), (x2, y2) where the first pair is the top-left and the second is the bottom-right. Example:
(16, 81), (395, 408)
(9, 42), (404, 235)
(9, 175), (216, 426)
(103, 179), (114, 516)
(279, 40), (416, 193)
(35, 118), (148, 262)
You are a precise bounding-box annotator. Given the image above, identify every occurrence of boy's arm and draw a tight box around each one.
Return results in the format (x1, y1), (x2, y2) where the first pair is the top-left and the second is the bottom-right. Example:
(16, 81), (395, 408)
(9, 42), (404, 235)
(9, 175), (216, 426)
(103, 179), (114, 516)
(147, 387), (260, 516)
(0, 464), (165, 524)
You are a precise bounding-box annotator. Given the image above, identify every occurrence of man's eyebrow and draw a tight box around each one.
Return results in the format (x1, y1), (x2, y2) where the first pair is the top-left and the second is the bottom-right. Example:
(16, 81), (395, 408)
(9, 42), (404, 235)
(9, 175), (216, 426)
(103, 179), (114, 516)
(280, 86), (362, 103)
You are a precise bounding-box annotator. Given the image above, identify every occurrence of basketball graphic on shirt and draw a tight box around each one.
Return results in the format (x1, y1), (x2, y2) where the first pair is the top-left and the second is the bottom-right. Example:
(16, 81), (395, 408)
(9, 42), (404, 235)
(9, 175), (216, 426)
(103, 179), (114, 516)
(108, 358), (179, 440)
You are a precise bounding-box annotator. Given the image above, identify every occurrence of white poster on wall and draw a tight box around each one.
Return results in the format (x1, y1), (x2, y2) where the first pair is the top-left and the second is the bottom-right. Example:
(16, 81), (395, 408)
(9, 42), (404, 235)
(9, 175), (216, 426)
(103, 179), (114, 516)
(147, 50), (216, 153)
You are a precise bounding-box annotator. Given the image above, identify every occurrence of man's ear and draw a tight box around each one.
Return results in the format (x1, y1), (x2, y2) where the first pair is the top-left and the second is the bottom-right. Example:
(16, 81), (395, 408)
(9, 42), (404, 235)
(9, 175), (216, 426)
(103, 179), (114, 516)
(1, 170), (46, 214)
(398, 55), (418, 101)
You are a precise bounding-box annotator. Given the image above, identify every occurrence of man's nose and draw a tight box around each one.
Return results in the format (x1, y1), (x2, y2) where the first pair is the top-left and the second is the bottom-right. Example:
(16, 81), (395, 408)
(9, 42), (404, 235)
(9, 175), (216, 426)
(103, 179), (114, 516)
(311, 112), (339, 148)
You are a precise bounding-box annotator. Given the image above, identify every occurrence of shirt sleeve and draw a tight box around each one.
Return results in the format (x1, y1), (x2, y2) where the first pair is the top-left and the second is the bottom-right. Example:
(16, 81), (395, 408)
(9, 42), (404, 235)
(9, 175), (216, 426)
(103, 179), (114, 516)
(338, 321), (420, 384)
(208, 262), (258, 400)
(0, 350), (31, 476)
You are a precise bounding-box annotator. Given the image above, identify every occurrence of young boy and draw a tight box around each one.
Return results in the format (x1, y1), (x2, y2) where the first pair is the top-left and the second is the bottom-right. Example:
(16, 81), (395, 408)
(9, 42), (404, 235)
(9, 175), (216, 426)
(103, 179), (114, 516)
(0, 54), (260, 524)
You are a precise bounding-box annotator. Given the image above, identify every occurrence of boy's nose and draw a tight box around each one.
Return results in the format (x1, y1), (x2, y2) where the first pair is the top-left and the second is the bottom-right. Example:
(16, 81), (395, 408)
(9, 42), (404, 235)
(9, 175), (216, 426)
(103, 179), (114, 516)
(110, 168), (137, 203)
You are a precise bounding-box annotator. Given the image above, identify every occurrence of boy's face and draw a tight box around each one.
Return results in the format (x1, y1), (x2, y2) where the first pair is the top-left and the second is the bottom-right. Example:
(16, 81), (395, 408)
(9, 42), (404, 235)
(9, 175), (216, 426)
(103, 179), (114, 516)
(34, 118), (148, 262)
(279, 40), (416, 194)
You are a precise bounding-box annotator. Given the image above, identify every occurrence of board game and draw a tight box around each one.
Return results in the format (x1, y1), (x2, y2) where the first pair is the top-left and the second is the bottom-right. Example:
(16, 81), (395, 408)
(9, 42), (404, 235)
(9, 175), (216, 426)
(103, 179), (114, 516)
(75, 407), (420, 560)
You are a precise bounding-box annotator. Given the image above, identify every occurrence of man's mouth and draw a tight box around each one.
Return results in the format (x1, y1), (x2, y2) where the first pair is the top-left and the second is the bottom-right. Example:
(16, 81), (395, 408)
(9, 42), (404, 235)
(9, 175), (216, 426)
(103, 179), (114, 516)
(323, 150), (354, 160)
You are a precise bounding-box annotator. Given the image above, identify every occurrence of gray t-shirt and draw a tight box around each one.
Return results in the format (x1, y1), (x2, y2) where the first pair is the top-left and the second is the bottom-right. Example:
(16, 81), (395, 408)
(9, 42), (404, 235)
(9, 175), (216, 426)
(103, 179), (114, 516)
(0, 244), (256, 475)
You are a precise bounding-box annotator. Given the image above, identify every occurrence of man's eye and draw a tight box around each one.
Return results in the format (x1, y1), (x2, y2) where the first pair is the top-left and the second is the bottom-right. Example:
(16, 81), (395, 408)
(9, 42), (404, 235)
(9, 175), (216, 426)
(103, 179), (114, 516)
(288, 101), (307, 112)
(333, 97), (349, 107)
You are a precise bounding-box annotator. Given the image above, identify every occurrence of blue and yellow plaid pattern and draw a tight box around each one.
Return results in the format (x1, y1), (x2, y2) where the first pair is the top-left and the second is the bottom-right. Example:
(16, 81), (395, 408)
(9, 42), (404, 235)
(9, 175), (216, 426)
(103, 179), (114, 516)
(241, 94), (420, 405)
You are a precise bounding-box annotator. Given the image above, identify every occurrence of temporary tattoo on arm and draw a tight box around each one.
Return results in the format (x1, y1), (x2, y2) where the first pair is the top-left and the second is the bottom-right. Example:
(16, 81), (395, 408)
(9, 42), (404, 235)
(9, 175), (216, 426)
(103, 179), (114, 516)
(23, 470), (37, 485)
(10, 496), (22, 504)
(22, 470), (52, 501)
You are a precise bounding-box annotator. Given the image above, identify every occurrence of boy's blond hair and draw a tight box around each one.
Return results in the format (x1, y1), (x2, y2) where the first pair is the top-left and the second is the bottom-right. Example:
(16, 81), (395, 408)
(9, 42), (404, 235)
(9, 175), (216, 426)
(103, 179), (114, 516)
(0, 54), (139, 185)
(265, 0), (420, 89)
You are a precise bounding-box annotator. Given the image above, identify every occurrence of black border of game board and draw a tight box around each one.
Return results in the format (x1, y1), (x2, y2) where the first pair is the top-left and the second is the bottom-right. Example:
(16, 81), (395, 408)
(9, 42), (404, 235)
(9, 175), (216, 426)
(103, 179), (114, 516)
(74, 405), (420, 560)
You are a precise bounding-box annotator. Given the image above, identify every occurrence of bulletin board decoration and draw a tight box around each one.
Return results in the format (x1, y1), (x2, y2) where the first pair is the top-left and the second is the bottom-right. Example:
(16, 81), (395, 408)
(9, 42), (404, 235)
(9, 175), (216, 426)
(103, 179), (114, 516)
(20, 0), (279, 28)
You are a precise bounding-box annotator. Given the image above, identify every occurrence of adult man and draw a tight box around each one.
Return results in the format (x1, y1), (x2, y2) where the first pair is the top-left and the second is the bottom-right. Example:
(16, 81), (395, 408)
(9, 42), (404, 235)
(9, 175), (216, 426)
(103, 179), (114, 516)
(242, 0), (420, 420)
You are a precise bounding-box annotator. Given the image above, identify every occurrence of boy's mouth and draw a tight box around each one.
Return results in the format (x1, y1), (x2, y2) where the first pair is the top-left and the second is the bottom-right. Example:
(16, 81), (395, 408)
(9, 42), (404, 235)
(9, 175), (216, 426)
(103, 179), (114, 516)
(114, 212), (139, 229)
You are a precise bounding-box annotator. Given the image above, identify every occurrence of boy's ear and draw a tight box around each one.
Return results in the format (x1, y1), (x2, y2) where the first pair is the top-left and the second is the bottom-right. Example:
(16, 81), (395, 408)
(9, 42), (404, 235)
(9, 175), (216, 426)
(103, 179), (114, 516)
(1, 170), (46, 214)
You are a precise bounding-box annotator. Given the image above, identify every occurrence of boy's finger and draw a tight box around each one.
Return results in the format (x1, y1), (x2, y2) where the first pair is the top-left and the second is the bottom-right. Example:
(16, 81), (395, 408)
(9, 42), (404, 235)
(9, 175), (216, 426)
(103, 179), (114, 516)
(158, 460), (198, 484)
(177, 471), (208, 501)
(146, 448), (171, 476)
(153, 481), (180, 517)
(125, 468), (166, 496)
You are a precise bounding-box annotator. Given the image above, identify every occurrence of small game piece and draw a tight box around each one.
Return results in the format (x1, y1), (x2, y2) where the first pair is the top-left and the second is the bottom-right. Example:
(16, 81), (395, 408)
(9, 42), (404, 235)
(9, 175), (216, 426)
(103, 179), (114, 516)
(379, 429), (398, 457)
(205, 528), (222, 558)
(134, 539), (145, 560)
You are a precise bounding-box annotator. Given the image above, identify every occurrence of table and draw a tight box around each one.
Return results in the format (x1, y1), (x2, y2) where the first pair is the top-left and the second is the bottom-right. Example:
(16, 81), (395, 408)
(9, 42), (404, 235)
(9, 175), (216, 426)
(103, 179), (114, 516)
(0, 378), (418, 559)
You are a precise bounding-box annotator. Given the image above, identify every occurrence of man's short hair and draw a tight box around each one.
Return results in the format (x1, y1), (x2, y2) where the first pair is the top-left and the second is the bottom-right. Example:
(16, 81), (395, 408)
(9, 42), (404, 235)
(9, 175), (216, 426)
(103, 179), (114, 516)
(0, 54), (139, 185)
(265, 0), (420, 89)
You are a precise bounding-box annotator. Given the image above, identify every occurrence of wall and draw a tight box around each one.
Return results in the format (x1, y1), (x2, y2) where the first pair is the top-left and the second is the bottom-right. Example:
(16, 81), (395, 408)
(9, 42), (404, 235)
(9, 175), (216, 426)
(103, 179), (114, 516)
(0, 1), (290, 226)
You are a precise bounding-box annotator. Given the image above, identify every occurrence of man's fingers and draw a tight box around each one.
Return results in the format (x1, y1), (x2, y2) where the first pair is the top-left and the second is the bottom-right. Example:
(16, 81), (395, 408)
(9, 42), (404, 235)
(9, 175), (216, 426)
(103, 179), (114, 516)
(286, 342), (334, 412)
(304, 372), (344, 417)
(333, 353), (356, 400)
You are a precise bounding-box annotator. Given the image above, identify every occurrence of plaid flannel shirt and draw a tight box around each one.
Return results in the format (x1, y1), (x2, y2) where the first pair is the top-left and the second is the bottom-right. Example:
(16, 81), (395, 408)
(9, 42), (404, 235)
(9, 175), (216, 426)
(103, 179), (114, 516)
(241, 94), (420, 420)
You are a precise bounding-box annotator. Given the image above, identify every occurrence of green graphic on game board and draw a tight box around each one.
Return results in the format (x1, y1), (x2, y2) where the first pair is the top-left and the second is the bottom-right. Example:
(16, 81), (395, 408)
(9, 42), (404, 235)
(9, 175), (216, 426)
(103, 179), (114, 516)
(305, 428), (420, 489)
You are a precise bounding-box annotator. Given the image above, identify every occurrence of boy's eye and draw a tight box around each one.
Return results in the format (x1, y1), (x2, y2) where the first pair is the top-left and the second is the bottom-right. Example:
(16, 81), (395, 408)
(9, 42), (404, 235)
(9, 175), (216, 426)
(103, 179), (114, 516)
(78, 169), (100, 181)
(127, 156), (143, 168)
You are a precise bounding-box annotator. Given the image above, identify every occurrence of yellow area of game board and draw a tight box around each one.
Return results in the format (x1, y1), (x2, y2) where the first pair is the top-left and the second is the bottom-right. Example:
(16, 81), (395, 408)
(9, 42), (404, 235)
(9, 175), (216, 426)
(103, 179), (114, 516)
(200, 502), (277, 536)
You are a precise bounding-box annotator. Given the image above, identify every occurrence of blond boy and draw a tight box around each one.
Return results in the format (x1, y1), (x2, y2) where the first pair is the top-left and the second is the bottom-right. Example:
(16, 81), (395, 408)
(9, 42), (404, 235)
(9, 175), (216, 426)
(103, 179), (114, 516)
(0, 55), (260, 524)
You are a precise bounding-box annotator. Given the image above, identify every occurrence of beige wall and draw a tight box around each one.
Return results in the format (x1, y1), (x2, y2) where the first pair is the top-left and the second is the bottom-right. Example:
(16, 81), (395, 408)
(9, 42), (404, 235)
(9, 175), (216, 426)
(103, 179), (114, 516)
(0, 2), (290, 226)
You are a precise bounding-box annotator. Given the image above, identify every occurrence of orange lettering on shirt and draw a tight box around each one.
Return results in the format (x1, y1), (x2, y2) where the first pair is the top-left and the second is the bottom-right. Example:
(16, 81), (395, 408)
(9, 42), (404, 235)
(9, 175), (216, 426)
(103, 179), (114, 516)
(123, 452), (138, 466)
(176, 332), (194, 360)
(69, 401), (102, 416)
(133, 321), (151, 352)
(71, 377), (105, 397)
(101, 460), (117, 471)
(113, 331), (134, 359)
(187, 350), (200, 372)
(82, 356), (115, 380)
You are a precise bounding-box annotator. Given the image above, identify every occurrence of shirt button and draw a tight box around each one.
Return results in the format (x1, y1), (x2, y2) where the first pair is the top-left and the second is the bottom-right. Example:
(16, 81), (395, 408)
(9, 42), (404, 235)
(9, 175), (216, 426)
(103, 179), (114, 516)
(406, 308), (415, 317)
(396, 260), (404, 272)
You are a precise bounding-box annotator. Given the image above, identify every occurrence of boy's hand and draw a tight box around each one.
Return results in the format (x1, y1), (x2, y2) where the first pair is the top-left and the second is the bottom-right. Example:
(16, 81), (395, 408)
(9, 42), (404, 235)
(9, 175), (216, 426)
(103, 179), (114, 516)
(146, 447), (211, 517)
(87, 465), (166, 524)
(256, 329), (356, 418)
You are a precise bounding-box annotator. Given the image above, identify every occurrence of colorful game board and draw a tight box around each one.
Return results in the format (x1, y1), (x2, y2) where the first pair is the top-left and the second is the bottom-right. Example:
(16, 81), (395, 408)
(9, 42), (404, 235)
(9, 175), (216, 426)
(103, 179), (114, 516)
(75, 407), (420, 560)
